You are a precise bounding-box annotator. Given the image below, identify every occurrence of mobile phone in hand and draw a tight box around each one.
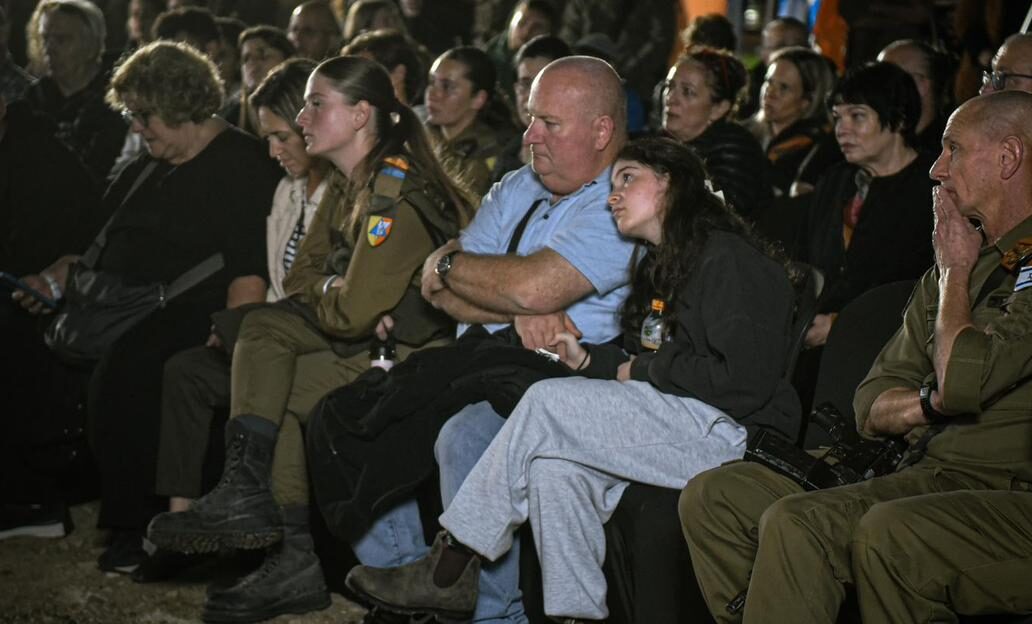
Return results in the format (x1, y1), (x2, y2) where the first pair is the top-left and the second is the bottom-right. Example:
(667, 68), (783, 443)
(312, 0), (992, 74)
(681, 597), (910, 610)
(0, 271), (59, 309)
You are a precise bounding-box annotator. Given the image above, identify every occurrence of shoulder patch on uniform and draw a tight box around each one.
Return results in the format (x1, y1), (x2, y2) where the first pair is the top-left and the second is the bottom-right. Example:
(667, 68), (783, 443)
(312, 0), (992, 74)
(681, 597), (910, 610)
(1001, 237), (1032, 272)
(367, 215), (394, 247)
(382, 156), (409, 179)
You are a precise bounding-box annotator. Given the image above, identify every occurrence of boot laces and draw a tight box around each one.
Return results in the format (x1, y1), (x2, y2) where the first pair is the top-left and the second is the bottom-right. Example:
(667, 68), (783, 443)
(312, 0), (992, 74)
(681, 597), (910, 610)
(214, 434), (245, 488)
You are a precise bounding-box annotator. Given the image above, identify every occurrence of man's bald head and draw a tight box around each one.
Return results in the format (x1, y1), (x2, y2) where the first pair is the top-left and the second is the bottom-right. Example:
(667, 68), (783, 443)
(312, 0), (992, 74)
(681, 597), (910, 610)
(983, 33), (1032, 94)
(539, 56), (627, 144)
(288, 1), (340, 60)
(523, 56), (627, 195)
(933, 91), (1032, 235)
(955, 90), (1032, 147)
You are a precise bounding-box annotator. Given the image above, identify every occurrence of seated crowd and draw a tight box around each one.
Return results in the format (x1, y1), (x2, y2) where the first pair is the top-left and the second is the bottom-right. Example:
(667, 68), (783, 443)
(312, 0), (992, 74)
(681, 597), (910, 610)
(3, 1), (1032, 623)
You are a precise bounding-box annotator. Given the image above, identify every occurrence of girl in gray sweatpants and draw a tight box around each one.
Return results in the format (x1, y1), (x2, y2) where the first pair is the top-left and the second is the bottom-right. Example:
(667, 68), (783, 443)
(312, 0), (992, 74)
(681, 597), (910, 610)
(346, 137), (802, 622)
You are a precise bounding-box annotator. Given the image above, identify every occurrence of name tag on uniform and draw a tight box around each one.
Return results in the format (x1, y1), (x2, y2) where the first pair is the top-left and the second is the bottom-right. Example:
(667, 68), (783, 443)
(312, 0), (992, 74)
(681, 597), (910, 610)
(1014, 266), (1032, 292)
(367, 216), (394, 247)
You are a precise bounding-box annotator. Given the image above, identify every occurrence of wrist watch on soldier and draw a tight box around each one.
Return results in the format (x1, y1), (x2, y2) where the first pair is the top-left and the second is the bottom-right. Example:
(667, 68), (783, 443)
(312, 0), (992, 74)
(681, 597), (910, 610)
(435, 251), (456, 282)
(918, 380), (947, 422)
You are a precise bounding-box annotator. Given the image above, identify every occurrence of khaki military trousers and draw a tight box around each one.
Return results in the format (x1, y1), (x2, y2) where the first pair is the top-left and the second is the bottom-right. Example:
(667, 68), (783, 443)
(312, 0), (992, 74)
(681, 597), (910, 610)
(679, 460), (1032, 623)
(230, 306), (443, 506)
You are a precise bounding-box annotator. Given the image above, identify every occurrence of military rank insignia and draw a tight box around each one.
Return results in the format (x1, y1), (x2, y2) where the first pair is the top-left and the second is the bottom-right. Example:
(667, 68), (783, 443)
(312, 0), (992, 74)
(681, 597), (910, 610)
(367, 216), (394, 247)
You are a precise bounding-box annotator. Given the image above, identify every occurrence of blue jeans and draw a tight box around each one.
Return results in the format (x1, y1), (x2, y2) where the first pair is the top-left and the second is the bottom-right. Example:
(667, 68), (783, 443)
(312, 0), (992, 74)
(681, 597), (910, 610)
(350, 498), (428, 567)
(435, 401), (529, 624)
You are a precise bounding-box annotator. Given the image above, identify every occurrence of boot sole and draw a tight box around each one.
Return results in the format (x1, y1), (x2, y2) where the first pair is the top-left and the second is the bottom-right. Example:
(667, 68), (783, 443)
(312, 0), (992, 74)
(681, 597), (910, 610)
(344, 576), (473, 624)
(201, 590), (331, 623)
(148, 528), (281, 554)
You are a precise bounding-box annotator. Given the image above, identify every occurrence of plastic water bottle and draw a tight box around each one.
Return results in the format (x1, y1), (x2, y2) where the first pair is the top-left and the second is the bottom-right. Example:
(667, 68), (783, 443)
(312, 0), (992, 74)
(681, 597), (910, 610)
(640, 299), (666, 350)
(369, 336), (396, 370)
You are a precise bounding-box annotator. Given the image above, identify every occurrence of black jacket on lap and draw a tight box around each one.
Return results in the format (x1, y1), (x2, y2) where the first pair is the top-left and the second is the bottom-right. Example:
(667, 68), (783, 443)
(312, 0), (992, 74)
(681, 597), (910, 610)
(306, 326), (569, 542)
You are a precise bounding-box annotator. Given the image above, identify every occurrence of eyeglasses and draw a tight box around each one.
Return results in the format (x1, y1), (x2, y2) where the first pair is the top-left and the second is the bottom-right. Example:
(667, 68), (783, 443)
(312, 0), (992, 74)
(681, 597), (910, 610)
(981, 70), (1032, 91)
(121, 108), (152, 127)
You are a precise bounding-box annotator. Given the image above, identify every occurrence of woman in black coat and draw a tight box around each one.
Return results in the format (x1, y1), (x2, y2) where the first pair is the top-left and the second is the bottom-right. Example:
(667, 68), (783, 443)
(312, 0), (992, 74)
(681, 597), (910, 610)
(661, 46), (770, 219)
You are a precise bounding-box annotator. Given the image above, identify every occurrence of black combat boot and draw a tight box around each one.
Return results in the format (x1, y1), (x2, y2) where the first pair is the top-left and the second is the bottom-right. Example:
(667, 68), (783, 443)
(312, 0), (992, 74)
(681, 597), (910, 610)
(201, 505), (331, 623)
(147, 415), (282, 553)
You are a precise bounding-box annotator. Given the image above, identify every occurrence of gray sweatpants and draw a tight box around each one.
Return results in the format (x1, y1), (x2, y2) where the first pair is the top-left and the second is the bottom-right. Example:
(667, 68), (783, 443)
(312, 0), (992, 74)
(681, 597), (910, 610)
(439, 377), (747, 620)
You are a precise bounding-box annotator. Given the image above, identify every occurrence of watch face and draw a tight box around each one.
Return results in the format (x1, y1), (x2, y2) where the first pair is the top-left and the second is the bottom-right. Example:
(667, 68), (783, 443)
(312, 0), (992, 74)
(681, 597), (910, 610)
(436, 253), (451, 276)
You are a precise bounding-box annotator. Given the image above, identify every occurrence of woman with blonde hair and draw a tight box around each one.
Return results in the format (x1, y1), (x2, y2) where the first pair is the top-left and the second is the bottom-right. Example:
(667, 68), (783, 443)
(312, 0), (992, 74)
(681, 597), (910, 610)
(754, 46), (841, 198)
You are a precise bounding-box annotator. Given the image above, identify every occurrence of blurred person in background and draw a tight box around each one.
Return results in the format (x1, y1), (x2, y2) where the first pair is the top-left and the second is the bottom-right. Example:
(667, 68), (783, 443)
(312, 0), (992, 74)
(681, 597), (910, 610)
(425, 45), (514, 197)
(740, 17), (809, 119)
(222, 24), (294, 132)
(753, 46), (840, 199)
(559, 0), (677, 108)
(342, 0), (406, 45)
(397, 0), (471, 57)
(342, 28), (426, 107)
(878, 39), (953, 153)
(126, 0), (167, 52)
(25, 0), (127, 184)
(483, 0), (556, 104)
(979, 33), (1032, 96)
(288, 0), (341, 61)
(0, 5), (34, 105)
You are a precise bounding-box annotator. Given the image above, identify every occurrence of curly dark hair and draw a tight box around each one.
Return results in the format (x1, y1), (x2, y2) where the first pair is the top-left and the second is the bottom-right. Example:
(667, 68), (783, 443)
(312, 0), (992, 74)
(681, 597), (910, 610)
(616, 137), (790, 333)
(673, 46), (748, 116)
(106, 40), (224, 126)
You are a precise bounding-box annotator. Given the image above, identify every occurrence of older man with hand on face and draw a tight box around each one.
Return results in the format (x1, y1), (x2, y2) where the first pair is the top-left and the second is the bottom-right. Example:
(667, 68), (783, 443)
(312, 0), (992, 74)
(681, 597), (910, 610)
(679, 90), (1032, 624)
(335, 56), (633, 624)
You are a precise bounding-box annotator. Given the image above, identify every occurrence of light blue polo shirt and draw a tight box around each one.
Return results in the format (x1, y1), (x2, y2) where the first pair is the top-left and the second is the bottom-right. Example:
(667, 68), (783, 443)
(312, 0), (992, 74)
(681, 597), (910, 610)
(457, 164), (634, 344)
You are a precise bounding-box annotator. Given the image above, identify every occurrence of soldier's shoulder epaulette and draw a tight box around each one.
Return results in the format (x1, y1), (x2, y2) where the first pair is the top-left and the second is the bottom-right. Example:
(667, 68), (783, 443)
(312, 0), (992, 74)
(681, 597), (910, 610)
(1001, 237), (1032, 272)
(370, 156), (410, 213)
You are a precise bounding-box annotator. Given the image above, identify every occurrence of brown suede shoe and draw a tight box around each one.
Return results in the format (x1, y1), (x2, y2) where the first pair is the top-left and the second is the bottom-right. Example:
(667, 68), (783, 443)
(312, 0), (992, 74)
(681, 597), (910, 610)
(345, 532), (480, 622)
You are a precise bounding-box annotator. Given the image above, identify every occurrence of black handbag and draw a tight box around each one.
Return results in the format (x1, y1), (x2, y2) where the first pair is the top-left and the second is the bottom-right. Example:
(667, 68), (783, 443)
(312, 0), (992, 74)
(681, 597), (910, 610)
(44, 161), (224, 362)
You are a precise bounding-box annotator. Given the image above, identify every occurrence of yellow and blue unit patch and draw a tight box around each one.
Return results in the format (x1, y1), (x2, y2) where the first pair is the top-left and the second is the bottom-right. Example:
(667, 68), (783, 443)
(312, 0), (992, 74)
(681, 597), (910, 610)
(368, 215), (394, 247)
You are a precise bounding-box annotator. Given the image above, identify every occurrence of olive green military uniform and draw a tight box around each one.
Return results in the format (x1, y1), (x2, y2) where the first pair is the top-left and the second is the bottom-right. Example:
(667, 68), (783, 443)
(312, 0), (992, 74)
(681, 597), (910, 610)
(229, 157), (459, 506)
(429, 120), (505, 198)
(679, 216), (1032, 623)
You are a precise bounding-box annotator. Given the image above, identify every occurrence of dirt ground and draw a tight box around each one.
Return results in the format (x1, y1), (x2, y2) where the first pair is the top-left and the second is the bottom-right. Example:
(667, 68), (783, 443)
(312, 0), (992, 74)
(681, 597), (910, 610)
(0, 502), (371, 624)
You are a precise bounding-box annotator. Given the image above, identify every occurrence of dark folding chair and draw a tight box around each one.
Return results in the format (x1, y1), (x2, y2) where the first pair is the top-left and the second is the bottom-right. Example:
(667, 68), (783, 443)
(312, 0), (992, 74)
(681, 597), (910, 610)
(803, 279), (915, 448)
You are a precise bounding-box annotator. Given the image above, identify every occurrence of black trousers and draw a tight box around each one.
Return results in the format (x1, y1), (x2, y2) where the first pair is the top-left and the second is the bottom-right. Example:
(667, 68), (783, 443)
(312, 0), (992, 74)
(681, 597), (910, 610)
(88, 301), (211, 530)
(154, 344), (231, 499)
(0, 300), (93, 505)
